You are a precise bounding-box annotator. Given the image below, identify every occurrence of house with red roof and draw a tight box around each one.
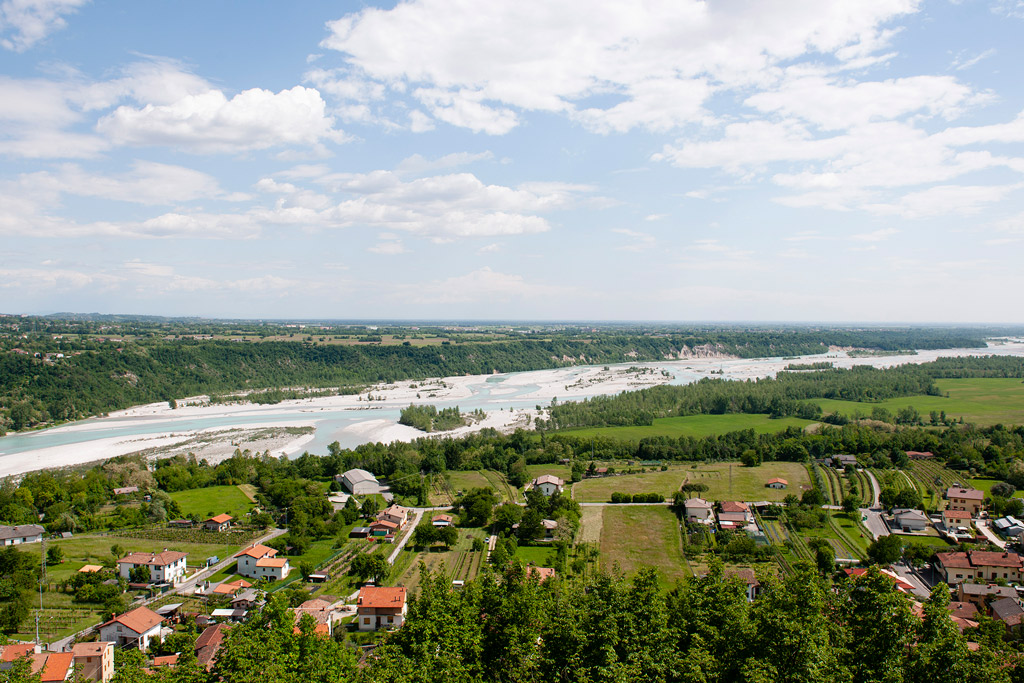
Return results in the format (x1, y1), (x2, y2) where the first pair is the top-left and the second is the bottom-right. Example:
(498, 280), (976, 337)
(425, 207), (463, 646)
(936, 550), (1024, 584)
(357, 586), (407, 631)
(98, 606), (165, 650)
(204, 514), (233, 532)
(946, 487), (985, 516)
(117, 550), (188, 585)
(233, 544), (291, 581)
(195, 624), (230, 671)
(766, 478), (788, 489)
(72, 641), (114, 682)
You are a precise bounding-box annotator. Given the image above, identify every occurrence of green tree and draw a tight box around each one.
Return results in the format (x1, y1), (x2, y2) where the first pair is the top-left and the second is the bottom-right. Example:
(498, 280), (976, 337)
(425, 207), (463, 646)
(349, 553), (389, 584)
(867, 534), (904, 565)
(45, 545), (64, 565)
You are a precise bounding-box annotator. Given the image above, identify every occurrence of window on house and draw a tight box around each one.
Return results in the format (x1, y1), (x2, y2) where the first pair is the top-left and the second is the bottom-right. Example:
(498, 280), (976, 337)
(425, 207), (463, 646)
(364, 618), (371, 624)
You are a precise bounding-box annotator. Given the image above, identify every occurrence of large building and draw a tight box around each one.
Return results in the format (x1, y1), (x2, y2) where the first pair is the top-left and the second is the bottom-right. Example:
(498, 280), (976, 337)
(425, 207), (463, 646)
(935, 550), (1024, 584)
(338, 469), (381, 495)
(233, 544), (291, 581)
(0, 524), (44, 546)
(117, 551), (188, 585)
(357, 586), (408, 631)
(946, 487), (985, 516)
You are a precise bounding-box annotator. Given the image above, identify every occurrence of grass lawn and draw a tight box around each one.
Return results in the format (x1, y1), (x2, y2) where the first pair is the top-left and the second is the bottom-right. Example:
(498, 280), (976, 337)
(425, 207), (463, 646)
(515, 545), (557, 566)
(896, 534), (954, 549)
(169, 485), (255, 518)
(558, 414), (815, 442)
(268, 538), (342, 591)
(813, 378), (1024, 427)
(971, 478), (1024, 498)
(578, 506), (605, 545)
(446, 471), (493, 496)
(524, 464), (572, 481)
(831, 512), (871, 555)
(572, 461), (809, 503)
(599, 506), (689, 587)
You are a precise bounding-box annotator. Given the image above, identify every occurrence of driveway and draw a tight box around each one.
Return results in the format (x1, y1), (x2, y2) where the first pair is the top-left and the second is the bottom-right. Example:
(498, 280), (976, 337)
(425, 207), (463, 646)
(975, 519), (1007, 549)
(891, 561), (934, 600)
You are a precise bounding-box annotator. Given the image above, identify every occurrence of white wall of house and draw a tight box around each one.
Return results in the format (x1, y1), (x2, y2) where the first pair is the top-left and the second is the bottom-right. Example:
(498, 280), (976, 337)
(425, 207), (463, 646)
(98, 623), (160, 651)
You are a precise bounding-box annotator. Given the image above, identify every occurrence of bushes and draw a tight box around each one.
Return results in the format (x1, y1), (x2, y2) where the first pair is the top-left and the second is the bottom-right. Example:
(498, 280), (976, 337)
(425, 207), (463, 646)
(609, 492), (665, 504)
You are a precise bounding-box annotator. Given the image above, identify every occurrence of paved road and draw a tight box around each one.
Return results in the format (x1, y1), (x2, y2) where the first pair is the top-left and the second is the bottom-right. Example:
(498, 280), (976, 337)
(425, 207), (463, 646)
(891, 561), (934, 600)
(170, 527), (288, 597)
(975, 518), (1007, 548)
(864, 469), (882, 507)
(858, 469), (888, 540)
(387, 509), (423, 564)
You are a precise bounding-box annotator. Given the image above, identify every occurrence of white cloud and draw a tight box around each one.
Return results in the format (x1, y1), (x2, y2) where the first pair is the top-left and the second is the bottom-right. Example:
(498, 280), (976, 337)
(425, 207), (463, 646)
(612, 228), (655, 252)
(0, 266), (121, 290)
(0, 0), (87, 51)
(322, 0), (919, 134)
(863, 184), (1023, 218)
(394, 151), (493, 175)
(368, 239), (408, 254)
(97, 86), (346, 153)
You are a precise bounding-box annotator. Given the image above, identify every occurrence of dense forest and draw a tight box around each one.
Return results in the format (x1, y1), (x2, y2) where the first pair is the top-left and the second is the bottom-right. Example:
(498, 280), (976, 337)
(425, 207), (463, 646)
(0, 315), (1007, 433)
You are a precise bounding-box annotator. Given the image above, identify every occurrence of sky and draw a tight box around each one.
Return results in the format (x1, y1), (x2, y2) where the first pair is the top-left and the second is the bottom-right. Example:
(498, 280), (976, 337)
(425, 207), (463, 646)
(2, 0), (1024, 322)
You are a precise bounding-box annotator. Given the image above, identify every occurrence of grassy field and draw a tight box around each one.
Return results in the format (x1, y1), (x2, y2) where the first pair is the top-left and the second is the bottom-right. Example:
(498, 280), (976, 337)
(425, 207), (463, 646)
(578, 506), (605, 545)
(599, 506), (690, 586)
(446, 470), (493, 496)
(524, 464), (572, 480)
(559, 414), (815, 442)
(515, 545), (557, 566)
(394, 528), (488, 594)
(572, 461), (809, 503)
(970, 478), (1024, 498)
(814, 378), (1024, 427)
(169, 485), (255, 518)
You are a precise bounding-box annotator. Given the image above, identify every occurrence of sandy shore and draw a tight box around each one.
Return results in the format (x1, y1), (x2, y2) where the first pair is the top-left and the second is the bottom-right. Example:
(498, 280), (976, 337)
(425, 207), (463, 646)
(4, 340), (1024, 478)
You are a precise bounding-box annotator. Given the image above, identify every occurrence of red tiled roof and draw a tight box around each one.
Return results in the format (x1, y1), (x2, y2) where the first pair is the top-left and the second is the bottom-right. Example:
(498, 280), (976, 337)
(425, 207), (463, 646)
(207, 514), (233, 524)
(946, 487), (984, 501)
(1, 644), (36, 662)
(234, 544), (276, 559)
(949, 601), (979, 620)
(38, 652), (74, 682)
(152, 654), (178, 667)
(943, 510), (973, 521)
(527, 567), (556, 581)
(371, 520), (398, 529)
(119, 551), (187, 567)
(255, 557), (288, 568)
(195, 624), (229, 670)
(100, 606), (163, 635)
(970, 551), (1023, 568)
(720, 501), (749, 513)
(358, 586), (407, 609)
(724, 568), (759, 587)
(766, 478), (788, 485)
(936, 552), (972, 569)
(71, 642), (111, 658)
(432, 514), (453, 523)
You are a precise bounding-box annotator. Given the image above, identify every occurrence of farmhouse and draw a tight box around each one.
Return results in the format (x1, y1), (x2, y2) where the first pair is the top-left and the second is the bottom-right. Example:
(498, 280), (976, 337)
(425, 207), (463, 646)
(719, 501), (753, 524)
(99, 607), (164, 650)
(117, 551), (188, 586)
(831, 454), (858, 469)
(528, 475), (564, 496)
(370, 519), (399, 537)
(72, 641), (114, 682)
(338, 469), (380, 495)
(935, 550), (1024, 584)
(377, 505), (408, 528)
(432, 514), (453, 527)
(233, 544), (291, 581)
(766, 478), (788, 489)
(357, 586), (408, 631)
(204, 514), (233, 532)
(684, 498), (714, 524)
(0, 524), (44, 546)
(946, 487), (985, 516)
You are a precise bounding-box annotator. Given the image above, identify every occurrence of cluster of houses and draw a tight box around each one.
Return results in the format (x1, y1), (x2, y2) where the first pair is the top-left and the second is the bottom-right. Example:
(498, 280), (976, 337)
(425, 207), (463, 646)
(682, 498), (759, 533)
(881, 486), (987, 539)
(350, 504), (411, 541)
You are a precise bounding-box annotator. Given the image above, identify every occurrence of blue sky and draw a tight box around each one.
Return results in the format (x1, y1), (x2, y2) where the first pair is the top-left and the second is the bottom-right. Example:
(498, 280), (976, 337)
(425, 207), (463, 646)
(2, 0), (1024, 322)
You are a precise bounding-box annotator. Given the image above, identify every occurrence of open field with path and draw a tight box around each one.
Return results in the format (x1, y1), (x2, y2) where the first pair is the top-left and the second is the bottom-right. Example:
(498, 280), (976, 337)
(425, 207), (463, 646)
(599, 506), (689, 586)
(573, 461), (809, 503)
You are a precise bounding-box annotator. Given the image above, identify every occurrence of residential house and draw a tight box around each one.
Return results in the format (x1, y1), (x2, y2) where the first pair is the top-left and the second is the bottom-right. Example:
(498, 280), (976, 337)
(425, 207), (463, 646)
(906, 451), (935, 460)
(338, 469), (380, 495)
(194, 624), (229, 671)
(72, 642), (114, 682)
(291, 598), (338, 636)
(935, 551), (1024, 584)
(766, 478), (788, 489)
(0, 524), (44, 546)
(0, 644), (37, 670)
(231, 589), (261, 611)
(34, 652), (75, 682)
(431, 514), (454, 527)
(369, 519), (398, 538)
(991, 597), (1024, 631)
(832, 454), (859, 469)
(843, 567), (916, 593)
(377, 505), (408, 528)
(357, 586), (408, 631)
(204, 514), (233, 532)
(958, 583), (1018, 612)
(946, 487), (985, 516)
(112, 487), (139, 496)
(98, 607), (164, 650)
(211, 609), (247, 623)
(723, 568), (761, 602)
(942, 509), (973, 531)
(117, 551), (188, 585)
(349, 527), (372, 539)
(233, 544), (291, 581)
(541, 519), (558, 539)
(892, 509), (929, 532)
(684, 498), (715, 524)
(719, 501), (754, 526)
(151, 655), (179, 668)
(211, 578), (251, 596)
(528, 475), (564, 496)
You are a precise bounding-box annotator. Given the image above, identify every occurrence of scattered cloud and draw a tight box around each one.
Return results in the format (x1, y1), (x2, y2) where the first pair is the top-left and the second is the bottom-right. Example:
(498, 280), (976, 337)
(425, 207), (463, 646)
(0, 0), (88, 52)
(612, 228), (655, 252)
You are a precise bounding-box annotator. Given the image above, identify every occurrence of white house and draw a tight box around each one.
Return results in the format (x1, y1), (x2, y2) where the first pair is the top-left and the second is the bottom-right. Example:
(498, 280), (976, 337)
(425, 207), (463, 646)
(357, 586), (407, 631)
(528, 475), (564, 496)
(117, 551), (188, 585)
(0, 524), (44, 546)
(339, 469), (380, 495)
(892, 509), (929, 532)
(233, 543), (291, 581)
(204, 514), (233, 532)
(98, 607), (164, 650)
(766, 478), (788, 489)
(684, 498), (715, 524)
